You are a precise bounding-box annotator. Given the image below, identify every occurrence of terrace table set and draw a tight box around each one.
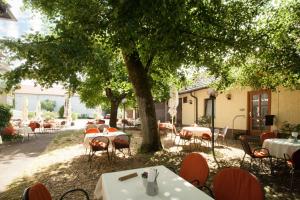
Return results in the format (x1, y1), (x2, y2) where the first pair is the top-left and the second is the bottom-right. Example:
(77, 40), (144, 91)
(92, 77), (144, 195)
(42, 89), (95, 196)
(83, 131), (126, 149)
(262, 138), (300, 159)
(94, 165), (214, 200)
(181, 126), (212, 138)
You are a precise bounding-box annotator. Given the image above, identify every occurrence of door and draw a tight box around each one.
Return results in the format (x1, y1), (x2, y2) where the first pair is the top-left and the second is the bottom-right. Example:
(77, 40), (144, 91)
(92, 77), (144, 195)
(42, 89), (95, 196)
(248, 90), (271, 135)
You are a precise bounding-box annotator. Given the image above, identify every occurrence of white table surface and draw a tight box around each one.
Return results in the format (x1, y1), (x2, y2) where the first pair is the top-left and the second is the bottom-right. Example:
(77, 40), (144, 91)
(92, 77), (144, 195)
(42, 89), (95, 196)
(94, 165), (214, 200)
(83, 131), (126, 149)
(262, 138), (300, 159)
(181, 127), (212, 137)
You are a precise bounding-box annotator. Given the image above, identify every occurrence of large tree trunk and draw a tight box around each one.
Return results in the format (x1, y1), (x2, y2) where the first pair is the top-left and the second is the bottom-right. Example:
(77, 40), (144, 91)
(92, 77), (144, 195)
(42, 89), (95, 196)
(109, 99), (119, 128)
(122, 50), (162, 152)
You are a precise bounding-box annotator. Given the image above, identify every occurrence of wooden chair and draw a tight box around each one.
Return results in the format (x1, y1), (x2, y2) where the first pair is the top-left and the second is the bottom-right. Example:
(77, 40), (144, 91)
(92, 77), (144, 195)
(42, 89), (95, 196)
(85, 128), (100, 134)
(112, 135), (131, 157)
(260, 131), (276, 144)
(213, 168), (264, 200)
(22, 182), (89, 200)
(239, 135), (272, 173)
(284, 149), (300, 191)
(107, 127), (118, 132)
(98, 124), (109, 132)
(179, 153), (210, 191)
(88, 136), (110, 167)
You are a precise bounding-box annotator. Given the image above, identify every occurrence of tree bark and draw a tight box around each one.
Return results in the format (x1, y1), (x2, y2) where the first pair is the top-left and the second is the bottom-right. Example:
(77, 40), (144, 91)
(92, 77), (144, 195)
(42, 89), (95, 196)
(122, 50), (162, 152)
(109, 99), (119, 128)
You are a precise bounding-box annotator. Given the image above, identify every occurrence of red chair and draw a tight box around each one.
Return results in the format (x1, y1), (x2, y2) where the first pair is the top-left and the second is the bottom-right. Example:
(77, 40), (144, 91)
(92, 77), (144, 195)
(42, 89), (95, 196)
(85, 128), (100, 134)
(107, 127), (118, 132)
(89, 136), (110, 164)
(22, 182), (89, 200)
(284, 149), (300, 190)
(179, 153), (209, 189)
(28, 122), (40, 132)
(260, 131), (276, 144)
(239, 135), (272, 173)
(96, 119), (105, 124)
(112, 135), (131, 157)
(213, 168), (264, 200)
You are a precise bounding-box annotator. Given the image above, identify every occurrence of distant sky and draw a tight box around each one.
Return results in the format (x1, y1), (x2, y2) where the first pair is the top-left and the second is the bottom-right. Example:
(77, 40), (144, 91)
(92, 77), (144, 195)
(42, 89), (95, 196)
(0, 0), (44, 39)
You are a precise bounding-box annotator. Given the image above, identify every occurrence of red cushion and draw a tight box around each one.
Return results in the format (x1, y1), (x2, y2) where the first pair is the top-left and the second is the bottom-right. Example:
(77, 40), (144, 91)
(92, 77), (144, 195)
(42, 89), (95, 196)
(253, 149), (269, 157)
(90, 141), (108, 150)
(28, 183), (52, 200)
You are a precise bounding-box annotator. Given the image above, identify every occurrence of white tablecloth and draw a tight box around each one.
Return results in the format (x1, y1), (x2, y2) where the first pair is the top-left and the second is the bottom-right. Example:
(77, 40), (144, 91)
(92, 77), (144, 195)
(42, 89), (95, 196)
(181, 127), (212, 137)
(83, 132), (126, 149)
(94, 165), (214, 200)
(262, 138), (300, 159)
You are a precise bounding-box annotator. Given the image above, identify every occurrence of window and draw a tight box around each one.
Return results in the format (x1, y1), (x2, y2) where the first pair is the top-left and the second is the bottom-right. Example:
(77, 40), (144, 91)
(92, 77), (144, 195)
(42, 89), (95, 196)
(183, 97), (187, 103)
(205, 98), (216, 117)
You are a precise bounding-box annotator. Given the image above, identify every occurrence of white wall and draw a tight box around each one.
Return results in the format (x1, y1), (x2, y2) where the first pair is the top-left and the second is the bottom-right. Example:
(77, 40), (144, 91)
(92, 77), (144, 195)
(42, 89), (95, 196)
(14, 93), (96, 116)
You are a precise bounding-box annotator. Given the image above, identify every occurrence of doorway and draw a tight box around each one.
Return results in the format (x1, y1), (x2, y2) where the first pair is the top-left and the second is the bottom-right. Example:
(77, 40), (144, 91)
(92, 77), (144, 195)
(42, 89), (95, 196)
(248, 90), (271, 135)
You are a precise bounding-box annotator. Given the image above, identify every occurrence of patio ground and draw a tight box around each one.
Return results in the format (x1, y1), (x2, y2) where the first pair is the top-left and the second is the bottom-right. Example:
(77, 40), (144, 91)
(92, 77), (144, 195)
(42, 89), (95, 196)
(0, 128), (299, 200)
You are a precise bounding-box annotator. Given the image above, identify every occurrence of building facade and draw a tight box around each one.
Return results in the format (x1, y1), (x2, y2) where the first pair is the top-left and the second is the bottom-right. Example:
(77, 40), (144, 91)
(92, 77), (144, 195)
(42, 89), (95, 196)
(178, 86), (300, 136)
(14, 85), (97, 117)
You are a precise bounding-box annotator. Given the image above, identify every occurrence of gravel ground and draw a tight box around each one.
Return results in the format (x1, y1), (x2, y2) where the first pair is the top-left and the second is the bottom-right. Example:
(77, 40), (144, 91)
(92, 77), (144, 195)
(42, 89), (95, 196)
(0, 129), (299, 200)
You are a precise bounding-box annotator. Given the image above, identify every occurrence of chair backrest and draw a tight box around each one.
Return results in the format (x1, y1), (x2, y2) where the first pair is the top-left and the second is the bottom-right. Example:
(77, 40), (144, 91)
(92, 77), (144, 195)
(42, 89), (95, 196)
(239, 135), (253, 156)
(23, 183), (52, 200)
(213, 168), (264, 200)
(222, 126), (229, 137)
(85, 128), (100, 134)
(113, 135), (130, 148)
(179, 153), (209, 187)
(90, 136), (109, 149)
(96, 119), (105, 124)
(107, 127), (118, 132)
(98, 124), (110, 132)
(292, 149), (300, 170)
(260, 131), (276, 144)
(86, 124), (97, 130)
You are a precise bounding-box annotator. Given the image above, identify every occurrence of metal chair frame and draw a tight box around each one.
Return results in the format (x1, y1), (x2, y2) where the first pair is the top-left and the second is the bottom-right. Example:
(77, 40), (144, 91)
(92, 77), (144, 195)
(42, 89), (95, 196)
(88, 136), (110, 167)
(239, 135), (273, 174)
(112, 135), (131, 157)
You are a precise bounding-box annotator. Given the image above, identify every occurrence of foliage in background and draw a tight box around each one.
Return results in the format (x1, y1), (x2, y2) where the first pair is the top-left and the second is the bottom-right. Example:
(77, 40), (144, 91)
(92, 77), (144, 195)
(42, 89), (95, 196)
(279, 121), (300, 135)
(0, 104), (12, 131)
(41, 99), (56, 112)
(58, 106), (64, 118)
(28, 111), (35, 119)
(197, 116), (211, 128)
(42, 111), (57, 120)
(71, 112), (78, 121)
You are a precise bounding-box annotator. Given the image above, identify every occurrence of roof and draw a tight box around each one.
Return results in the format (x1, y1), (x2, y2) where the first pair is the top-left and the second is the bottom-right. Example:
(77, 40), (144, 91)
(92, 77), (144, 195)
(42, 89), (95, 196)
(15, 85), (68, 96)
(179, 77), (214, 94)
(0, 2), (16, 21)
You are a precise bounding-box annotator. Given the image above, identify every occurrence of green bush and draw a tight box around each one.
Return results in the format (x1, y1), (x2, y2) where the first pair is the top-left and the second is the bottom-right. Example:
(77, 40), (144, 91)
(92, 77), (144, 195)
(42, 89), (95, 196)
(78, 113), (89, 119)
(58, 106), (64, 118)
(0, 104), (12, 131)
(41, 99), (56, 112)
(71, 112), (78, 120)
(279, 121), (300, 135)
(43, 111), (58, 120)
(197, 116), (211, 127)
(28, 111), (35, 119)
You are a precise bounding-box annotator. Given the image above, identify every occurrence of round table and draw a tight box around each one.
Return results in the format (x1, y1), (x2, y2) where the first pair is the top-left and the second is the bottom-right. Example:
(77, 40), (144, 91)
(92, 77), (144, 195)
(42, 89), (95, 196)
(262, 138), (300, 159)
(181, 126), (212, 137)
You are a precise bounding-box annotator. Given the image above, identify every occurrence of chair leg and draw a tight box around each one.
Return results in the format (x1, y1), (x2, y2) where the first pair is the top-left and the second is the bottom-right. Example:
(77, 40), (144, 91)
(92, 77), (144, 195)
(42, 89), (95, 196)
(240, 153), (246, 167)
(290, 170), (294, 191)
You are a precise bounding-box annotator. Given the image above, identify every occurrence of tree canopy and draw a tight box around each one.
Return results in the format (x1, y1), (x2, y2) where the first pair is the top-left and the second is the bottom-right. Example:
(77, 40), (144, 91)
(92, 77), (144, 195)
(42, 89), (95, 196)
(1, 0), (276, 152)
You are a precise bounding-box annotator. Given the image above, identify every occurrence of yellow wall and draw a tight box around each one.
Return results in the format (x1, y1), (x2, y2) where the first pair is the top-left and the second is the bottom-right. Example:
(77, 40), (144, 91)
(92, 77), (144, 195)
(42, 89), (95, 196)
(271, 87), (300, 130)
(179, 87), (300, 131)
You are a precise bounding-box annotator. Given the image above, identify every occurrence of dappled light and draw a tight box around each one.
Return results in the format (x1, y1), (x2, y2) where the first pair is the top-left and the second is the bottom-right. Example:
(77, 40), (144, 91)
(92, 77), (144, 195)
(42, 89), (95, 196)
(0, 129), (299, 199)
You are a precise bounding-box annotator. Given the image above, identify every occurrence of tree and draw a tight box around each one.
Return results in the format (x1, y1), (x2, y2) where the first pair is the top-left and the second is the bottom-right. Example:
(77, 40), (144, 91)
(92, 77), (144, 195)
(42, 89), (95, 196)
(1, 0), (268, 152)
(41, 99), (56, 112)
(211, 1), (300, 90)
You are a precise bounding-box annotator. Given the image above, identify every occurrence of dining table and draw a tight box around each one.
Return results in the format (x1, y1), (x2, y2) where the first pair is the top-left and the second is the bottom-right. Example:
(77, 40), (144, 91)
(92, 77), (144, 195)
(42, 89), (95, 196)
(83, 131), (127, 149)
(94, 165), (214, 200)
(181, 126), (212, 138)
(262, 138), (300, 159)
